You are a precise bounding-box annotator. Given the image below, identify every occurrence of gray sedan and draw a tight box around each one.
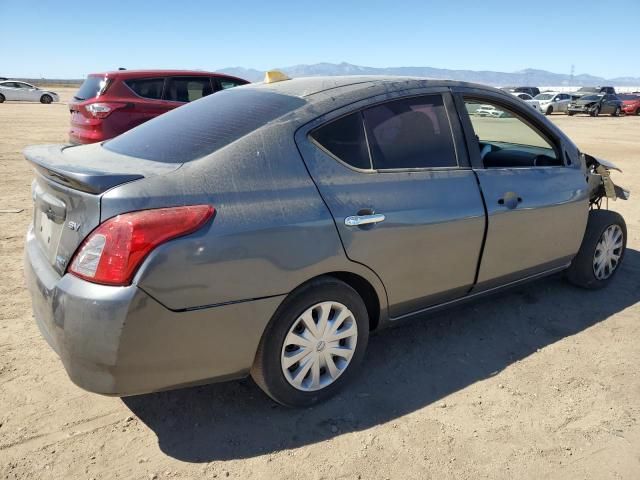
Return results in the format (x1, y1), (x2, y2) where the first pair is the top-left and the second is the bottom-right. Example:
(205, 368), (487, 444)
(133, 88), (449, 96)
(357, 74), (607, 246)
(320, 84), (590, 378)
(24, 75), (629, 407)
(0, 80), (59, 103)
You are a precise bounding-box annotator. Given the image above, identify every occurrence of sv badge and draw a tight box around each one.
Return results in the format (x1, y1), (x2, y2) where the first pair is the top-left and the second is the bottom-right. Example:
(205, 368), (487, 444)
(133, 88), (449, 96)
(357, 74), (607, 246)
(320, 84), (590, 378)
(67, 221), (81, 231)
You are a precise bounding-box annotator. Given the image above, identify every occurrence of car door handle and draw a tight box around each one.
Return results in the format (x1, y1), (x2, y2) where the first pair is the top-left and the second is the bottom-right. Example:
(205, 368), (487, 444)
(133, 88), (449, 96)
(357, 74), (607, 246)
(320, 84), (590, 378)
(498, 193), (522, 209)
(345, 213), (386, 227)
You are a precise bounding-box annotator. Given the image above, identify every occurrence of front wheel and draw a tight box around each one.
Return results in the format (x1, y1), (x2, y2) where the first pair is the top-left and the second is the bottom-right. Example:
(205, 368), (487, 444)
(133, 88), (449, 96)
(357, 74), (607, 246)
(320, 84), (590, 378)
(590, 106), (600, 117)
(40, 94), (53, 104)
(545, 106), (553, 115)
(251, 277), (369, 407)
(566, 210), (627, 289)
(567, 111), (575, 116)
(611, 106), (621, 117)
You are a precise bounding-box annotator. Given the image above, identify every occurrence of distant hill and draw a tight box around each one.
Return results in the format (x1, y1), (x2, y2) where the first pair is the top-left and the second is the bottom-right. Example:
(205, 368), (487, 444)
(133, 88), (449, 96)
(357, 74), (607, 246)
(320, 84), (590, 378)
(219, 62), (640, 86)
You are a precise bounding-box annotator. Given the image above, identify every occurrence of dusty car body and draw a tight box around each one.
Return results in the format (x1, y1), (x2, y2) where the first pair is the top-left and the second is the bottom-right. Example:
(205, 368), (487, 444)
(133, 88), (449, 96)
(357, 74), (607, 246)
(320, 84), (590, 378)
(24, 76), (629, 407)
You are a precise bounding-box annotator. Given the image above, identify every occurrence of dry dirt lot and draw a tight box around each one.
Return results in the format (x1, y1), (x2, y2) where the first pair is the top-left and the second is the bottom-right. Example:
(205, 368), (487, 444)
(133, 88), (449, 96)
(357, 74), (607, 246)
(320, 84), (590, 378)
(1, 89), (639, 480)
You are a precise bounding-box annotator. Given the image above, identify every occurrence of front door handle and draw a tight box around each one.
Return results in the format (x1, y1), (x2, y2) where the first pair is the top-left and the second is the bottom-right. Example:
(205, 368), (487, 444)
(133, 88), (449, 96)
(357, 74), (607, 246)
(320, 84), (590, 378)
(345, 213), (386, 227)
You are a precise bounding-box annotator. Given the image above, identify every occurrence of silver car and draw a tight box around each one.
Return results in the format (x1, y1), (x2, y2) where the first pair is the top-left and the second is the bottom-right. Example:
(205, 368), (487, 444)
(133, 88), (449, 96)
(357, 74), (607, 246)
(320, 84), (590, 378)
(24, 76), (629, 407)
(534, 91), (572, 115)
(0, 80), (59, 103)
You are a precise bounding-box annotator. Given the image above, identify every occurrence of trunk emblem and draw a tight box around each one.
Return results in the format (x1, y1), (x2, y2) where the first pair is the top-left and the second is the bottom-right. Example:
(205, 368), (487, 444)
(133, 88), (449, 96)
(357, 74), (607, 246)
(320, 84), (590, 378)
(67, 221), (81, 231)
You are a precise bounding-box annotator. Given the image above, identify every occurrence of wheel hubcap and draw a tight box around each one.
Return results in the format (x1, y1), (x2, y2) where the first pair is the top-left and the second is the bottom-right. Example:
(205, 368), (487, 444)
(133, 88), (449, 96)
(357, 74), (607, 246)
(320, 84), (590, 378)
(593, 224), (623, 280)
(281, 301), (358, 392)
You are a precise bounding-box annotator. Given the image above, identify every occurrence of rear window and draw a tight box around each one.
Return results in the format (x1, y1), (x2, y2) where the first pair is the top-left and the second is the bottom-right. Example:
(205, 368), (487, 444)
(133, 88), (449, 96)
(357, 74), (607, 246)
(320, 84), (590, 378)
(103, 88), (306, 163)
(74, 76), (109, 101)
(125, 78), (164, 100)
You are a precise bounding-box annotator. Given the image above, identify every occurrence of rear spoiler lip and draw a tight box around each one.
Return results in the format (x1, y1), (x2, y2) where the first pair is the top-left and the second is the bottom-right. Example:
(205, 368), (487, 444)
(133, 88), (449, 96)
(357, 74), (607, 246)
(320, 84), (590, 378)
(24, 144), (144, 194)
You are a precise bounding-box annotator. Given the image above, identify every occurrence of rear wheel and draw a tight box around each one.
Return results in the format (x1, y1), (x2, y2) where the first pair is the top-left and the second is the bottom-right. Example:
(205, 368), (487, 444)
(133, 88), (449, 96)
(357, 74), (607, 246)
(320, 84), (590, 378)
(566, 210), (626, 289)
(567, 111), (575, 116)
(40, 94), (53, 104)
(251, 277), (369, 407)
(636, 108), (640, 116)
(0, 93), (5, 103)
(545, 106), (553, 115)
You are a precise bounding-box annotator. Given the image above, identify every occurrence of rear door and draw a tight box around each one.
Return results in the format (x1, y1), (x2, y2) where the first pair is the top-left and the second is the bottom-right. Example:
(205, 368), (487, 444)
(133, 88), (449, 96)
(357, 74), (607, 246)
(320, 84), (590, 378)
(296, 90), (486, 318)
(1, 82), (21, 100)
(453, 88), (589, 290)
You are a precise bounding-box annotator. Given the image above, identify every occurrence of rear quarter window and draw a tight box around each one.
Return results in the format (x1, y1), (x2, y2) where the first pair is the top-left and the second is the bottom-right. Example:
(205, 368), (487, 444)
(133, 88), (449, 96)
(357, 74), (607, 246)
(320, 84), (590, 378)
(310, 113), (371, 170)
(103, 88), (306, 163)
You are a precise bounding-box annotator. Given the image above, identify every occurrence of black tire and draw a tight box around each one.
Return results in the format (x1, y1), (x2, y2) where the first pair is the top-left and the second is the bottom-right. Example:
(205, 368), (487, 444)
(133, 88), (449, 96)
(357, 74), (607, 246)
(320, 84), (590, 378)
(612, 106), (621, 117)
(545, 106), (553, 115)
(566, 210), (627, 289)
(0, 93), (5, 103)
(590, 106), (600, 117)
(40, 94), (53, 104)
(567, 111), (575, 116)
(251, 277), (370, 407)
(636, 108), (640, 116)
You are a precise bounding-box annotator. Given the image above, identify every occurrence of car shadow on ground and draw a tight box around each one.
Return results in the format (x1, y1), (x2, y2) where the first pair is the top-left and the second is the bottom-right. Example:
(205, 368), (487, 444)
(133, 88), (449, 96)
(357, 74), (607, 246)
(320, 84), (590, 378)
(124, 249), (640, 462)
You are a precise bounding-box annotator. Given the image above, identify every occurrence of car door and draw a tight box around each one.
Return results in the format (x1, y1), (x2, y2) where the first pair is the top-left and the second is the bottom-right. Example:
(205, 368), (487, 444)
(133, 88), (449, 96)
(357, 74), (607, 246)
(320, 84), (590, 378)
(453, 88), (589, 290)
(0, 82), (21, 100)
(296, 90), (486, 318)
(14, 82), (36, 101)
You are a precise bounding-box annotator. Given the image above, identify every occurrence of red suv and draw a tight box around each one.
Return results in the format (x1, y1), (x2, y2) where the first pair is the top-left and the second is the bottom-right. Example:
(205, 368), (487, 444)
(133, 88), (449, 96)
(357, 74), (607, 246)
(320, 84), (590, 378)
(69, 70), (249, 144)
(619, 94), (640, 116)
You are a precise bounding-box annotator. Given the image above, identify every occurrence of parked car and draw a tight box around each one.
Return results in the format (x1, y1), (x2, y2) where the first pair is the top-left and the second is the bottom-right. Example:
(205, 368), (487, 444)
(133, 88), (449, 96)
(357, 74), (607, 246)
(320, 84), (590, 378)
(568, 94), (624, 116)
(24, 76), (629, 407)
(618, 94), (640, 115)
(510, 92), (541, 112)
(475, 104), (508, 117)
(0, 81), (59, 103)
(68, 69), (249, 144)
(502, 86), (541, 97)
(572, 86), (616, 98)
(534, 92), (572, 115)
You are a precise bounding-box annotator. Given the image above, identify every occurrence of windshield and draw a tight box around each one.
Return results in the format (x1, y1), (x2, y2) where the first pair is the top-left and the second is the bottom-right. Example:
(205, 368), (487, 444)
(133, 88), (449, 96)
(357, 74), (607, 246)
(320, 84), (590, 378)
(535, 93), (554, 100)
(104, 87), (306, 163)
(578, 87), (599, 93)
(74, 76), (110, 101)
(617, 94), (639, 101)
(582, 95), (603, 101)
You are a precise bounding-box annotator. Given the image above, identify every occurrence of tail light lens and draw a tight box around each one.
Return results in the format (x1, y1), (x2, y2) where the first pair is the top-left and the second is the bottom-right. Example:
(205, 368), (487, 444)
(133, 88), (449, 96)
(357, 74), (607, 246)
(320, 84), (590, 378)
(85, 102), (128, 119)
(68, 205), (214, 286)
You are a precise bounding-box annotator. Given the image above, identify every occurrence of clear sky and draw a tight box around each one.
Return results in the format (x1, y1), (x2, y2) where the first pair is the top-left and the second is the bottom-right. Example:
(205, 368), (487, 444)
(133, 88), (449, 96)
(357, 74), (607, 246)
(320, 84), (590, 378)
(2, 0), (638, 79)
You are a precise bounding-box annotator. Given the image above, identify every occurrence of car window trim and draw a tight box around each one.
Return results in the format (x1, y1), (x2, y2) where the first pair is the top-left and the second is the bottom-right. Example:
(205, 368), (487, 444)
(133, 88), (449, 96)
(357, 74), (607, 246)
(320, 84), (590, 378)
(306, 91), (467, 174)
(451, 88), (566, 169)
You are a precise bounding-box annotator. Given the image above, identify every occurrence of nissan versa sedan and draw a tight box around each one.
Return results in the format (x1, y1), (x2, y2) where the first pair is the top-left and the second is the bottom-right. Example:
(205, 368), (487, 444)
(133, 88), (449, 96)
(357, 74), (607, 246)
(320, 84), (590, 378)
(24, 75), (629, 407)
(0, 80), (59, 103)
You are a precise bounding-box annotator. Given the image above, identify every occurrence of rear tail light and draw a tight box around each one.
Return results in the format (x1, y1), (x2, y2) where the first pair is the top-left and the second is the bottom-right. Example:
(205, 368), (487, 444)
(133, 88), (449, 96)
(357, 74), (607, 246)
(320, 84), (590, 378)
(85, 102), (128, 119)
(68, 205), (214, 286)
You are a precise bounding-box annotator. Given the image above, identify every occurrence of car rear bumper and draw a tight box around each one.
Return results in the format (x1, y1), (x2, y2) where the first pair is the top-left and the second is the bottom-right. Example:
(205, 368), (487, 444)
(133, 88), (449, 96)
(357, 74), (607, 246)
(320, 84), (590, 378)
(24, 228), (284, 396)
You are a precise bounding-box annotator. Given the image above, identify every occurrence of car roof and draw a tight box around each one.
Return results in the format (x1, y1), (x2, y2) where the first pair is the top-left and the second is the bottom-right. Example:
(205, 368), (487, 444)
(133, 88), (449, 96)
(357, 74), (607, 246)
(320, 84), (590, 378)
(244, 75), (497, 100)
(88, 69), (247, 82)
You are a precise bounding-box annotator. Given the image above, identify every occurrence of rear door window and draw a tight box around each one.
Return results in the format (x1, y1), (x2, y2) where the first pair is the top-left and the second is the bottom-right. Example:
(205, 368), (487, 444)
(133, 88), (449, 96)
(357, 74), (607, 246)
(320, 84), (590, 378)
(164, 77), (213, 102)
(310, 113), (371, 170)
(218, 77), (246, 90)
(363, 95), (458, 169)
(125, 78), (164, 100)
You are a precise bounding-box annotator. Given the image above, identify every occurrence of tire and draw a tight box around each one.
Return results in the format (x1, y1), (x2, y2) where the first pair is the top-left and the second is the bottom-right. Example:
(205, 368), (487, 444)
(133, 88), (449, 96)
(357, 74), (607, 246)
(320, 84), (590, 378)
(545, 106), (553, 115)
(636, 108), (640, 116)
(612, 106), (621, 117)
(590, 106), (600, 117)
(40, 94), (53, 104)
(567, 111), (575, 116)
(251, 277), (370, 407)
(566, 210), (627, 289)
(0, 94), (5, 103)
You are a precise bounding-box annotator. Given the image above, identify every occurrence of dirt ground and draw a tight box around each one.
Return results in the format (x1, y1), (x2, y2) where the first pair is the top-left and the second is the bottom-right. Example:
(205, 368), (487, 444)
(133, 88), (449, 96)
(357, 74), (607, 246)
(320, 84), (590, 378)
(1, 88), (639, 480)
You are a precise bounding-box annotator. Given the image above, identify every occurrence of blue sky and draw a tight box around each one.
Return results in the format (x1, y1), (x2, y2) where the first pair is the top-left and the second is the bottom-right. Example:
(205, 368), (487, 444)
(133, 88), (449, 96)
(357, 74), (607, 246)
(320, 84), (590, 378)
(2, 0), (638, 79)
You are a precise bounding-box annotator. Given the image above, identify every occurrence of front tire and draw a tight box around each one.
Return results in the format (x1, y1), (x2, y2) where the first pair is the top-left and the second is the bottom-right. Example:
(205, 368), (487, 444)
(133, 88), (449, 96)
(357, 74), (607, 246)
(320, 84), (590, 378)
(40, 94), (53, 104)
(567, 111), (575, 116)
(590, 106), (600, 117)
(251, 277), (369, 407)
(566, 210), (627, 289)
(612, 106), (621, 117)
(546, 106), (553, 115)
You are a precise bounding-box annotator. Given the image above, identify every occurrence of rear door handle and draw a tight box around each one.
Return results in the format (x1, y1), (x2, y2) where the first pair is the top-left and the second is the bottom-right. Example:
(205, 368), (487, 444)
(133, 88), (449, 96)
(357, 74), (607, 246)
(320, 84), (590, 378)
(497, 192), (522, 209)
(345, 213), (386, 227)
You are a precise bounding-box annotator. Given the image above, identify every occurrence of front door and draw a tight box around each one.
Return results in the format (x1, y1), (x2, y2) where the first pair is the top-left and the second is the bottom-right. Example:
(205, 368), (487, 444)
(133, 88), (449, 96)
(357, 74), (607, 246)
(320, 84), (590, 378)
(297, 91), (486, 318)
(455, 91), (590, 290)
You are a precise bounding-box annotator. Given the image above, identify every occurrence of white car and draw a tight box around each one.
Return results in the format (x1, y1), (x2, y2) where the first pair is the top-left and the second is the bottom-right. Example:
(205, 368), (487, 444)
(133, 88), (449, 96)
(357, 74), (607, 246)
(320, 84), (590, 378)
(475, 104), (507, 117)
(510, 92), (542, 112)
(534, 92), (572, 115)
(0, 81), (59, 104)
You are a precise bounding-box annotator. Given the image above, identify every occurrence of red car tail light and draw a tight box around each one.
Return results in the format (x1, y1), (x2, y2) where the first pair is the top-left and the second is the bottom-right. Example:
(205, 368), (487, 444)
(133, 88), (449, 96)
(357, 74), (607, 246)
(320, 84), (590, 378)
(85, 102), (128, 119)
(68, 205), (214, 286)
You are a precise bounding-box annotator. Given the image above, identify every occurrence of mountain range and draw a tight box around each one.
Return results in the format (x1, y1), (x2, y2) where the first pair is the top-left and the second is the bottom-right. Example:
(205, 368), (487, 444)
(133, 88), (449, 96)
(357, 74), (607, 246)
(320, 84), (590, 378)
(219, 62), (640, 86)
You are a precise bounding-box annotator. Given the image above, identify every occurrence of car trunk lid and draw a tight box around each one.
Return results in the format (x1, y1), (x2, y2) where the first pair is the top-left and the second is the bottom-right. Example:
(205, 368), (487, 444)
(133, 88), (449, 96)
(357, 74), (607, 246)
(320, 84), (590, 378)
(25, 143), (180, 275)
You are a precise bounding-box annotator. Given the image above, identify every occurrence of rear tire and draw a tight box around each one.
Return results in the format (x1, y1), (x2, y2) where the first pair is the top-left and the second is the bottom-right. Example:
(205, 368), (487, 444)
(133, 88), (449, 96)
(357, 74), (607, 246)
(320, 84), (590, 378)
(567, 111), (575, 116)
(40, 94), (53, 104)
(545, 106), (553, 115)
(566, 210), (627, 289)
(0, 94), (5, 103)
(636, 108), (640, 116)
(251, 277), (369, 407)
